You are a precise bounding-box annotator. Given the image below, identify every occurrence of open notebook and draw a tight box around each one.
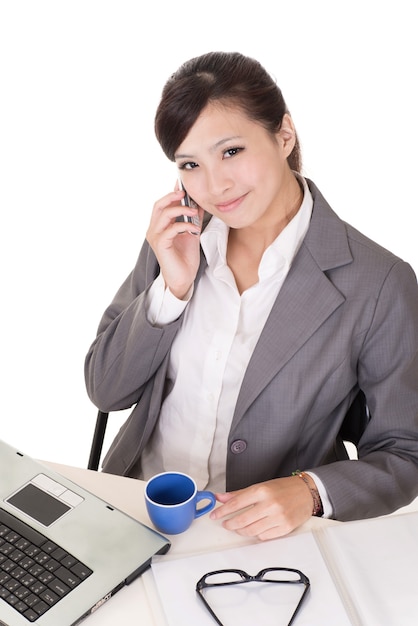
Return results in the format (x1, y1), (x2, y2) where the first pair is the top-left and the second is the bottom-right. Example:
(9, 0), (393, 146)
(0, 439), (170, 625)
(149, 509), (418, 625)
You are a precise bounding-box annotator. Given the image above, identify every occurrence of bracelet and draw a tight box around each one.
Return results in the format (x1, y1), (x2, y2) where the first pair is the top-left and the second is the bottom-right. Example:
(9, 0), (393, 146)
(292, 470), (324, 517)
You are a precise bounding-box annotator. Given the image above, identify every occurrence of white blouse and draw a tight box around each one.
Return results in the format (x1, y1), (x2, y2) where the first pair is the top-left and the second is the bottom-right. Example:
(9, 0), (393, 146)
(141, 176), (315, 494)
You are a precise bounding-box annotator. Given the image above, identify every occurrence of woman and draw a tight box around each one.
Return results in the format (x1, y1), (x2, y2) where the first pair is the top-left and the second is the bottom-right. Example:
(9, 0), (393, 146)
(85, 51), (418, 540)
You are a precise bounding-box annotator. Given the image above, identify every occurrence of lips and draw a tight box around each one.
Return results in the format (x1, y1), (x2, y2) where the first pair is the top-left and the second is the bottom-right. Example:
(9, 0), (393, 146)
(215, 193), (247, 213)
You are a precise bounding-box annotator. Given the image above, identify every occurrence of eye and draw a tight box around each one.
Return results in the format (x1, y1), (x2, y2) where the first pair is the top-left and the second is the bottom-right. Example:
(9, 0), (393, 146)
(179, 161), (199, 170)
(223, 146), (244, 159)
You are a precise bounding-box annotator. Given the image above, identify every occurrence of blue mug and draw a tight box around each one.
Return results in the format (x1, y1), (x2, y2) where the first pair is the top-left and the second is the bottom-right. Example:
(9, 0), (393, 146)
(145, 472), (216, 535)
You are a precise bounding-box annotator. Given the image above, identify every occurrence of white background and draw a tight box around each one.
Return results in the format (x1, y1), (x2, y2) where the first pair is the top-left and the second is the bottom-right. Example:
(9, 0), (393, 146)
(1, 1), (417, 469)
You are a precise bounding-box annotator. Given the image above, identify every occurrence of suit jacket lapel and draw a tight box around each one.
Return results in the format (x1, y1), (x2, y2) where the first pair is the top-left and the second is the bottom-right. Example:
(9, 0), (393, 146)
(231, 182), (353, 429)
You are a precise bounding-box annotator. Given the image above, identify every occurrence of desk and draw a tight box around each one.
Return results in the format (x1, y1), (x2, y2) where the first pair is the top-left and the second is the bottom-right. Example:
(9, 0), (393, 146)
(43, 461), (418, 625)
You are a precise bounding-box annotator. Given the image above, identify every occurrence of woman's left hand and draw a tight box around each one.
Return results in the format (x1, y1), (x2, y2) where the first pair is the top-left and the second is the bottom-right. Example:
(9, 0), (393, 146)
(210, 476), (314, 540)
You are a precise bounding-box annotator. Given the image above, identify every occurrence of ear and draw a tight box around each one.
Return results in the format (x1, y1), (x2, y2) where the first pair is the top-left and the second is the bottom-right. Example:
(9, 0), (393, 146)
(277, 113), (297, 158)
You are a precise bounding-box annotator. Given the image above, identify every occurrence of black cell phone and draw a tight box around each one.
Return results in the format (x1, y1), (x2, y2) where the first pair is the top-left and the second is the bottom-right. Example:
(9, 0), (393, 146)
(176, 181), (200, 227)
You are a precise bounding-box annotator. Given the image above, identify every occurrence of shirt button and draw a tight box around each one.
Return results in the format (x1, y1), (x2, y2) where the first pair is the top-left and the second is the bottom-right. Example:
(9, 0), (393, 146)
(230, 440), (247, 454)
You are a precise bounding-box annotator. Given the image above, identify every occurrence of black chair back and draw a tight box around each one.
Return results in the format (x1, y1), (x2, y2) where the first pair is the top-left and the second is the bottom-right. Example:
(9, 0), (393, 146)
(87, 410), (109, 470)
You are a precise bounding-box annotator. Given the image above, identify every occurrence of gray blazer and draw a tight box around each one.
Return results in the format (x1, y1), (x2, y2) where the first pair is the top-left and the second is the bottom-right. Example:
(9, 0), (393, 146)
(85, 179), (418, 522)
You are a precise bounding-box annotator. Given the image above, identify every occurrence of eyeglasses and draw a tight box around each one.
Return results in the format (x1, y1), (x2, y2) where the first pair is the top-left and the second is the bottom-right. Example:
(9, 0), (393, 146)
(196, 567), (310, 626)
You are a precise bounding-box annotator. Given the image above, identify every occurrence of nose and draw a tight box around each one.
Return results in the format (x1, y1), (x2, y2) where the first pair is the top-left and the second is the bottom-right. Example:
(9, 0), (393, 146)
(204, 164), (232, 198)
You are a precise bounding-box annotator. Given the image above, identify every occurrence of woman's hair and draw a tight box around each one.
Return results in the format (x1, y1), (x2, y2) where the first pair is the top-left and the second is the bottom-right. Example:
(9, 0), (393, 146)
(154, 51), (302, 172)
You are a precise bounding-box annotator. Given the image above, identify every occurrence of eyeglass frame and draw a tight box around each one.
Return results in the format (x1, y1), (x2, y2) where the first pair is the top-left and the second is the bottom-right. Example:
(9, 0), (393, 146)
(196, 566), (310, 626)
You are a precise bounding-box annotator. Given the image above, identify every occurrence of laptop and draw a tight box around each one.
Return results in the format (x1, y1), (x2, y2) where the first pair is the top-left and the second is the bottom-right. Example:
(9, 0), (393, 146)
(0, 439), (171, 625)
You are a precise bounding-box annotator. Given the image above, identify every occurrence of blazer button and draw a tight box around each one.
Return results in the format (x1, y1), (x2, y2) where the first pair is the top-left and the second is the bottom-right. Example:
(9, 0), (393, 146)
(230, 440), (247, 454)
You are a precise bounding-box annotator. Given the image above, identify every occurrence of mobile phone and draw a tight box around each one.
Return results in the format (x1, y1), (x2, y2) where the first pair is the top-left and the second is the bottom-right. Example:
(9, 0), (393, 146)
(176, 180), (200, 227)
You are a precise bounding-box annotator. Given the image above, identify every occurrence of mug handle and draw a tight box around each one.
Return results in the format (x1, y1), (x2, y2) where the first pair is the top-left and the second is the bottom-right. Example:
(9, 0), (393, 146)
(194, 490), (216, 518)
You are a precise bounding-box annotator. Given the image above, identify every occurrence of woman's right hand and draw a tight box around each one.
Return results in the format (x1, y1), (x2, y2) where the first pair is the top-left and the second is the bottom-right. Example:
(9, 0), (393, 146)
(146, 188), (204, 300)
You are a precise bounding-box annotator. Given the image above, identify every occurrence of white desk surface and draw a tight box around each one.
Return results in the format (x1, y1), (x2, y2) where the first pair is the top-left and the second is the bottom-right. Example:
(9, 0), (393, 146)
(42, 461), (418, 625)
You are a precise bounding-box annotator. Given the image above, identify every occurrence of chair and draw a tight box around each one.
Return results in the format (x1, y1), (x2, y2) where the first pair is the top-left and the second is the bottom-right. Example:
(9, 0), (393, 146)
(87, 410), (109, 470)
(338, 389), (370, 446)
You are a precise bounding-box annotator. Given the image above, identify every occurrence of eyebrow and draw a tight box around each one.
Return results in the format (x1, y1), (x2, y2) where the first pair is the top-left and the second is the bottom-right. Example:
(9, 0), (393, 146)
(174, 135), (243, 160)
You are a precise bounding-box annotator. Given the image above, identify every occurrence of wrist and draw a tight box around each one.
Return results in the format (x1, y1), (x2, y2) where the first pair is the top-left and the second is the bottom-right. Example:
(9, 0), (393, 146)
(292, 470), (324, 517)
(166, 282), (194, 302)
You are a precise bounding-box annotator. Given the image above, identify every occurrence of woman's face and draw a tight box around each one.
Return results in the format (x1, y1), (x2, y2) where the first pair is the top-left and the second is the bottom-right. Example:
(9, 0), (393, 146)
(174, 102), (297, 230)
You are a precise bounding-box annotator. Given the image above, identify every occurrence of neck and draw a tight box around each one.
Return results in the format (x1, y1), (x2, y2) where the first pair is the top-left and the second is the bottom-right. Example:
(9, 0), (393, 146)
(230, 172), (303, 251)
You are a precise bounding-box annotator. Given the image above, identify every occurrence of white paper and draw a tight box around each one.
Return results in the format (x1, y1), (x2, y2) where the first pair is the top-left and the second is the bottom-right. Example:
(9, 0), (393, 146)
(150, 531), (351, 626)
(318, 512), (418, 626)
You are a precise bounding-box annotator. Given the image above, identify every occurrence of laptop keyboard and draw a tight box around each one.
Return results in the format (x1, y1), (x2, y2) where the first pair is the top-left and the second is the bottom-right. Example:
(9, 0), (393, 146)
(0, 507), (93, 622)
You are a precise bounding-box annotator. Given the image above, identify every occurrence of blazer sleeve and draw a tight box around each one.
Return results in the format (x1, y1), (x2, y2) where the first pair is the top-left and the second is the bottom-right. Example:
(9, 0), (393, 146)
(313, 259), (418, 520)
(84, 240), (183, 411)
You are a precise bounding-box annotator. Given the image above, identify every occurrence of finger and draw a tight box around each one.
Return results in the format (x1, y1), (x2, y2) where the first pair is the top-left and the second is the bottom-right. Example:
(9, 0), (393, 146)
(165, 189), (185, 205)
(213, 482), (278, 518)
(150, 206), (200, 239)
(213, 492), (235, 504)
(152, 190), (184, 217)
(256, 523), (294, 541)
(210, 489), (256, 520)
(220, 502), (293, 540)
(221, 504), (265, 530)
(235, 520), (292, 541)
(226, 515), (280, 538)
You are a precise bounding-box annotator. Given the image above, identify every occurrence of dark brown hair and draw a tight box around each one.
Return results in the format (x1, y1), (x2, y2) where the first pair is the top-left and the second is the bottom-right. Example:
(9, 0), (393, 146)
(154, 51), (302, 172)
